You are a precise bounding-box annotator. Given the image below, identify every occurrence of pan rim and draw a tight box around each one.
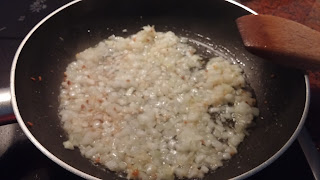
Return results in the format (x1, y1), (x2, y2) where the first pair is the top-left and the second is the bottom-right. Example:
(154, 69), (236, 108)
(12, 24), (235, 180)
(226, 1), (310, 179)
(10, 1), (100, 180)
(9, 0), (310, 180)
(231, 76), (310, 180)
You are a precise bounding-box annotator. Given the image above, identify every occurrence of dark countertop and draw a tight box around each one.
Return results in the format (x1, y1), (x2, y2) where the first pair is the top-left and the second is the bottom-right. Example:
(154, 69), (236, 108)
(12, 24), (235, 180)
(0, 0), (317, 179)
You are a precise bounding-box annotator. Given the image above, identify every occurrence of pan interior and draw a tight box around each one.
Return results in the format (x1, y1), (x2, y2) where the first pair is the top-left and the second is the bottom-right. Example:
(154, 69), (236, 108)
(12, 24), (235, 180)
(13, 0), (307, 179)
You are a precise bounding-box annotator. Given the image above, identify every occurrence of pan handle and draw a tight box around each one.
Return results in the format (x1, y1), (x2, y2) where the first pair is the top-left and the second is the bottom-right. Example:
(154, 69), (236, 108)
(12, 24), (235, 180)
(298, 127), (320, 180)
(0, 88), (16, 125)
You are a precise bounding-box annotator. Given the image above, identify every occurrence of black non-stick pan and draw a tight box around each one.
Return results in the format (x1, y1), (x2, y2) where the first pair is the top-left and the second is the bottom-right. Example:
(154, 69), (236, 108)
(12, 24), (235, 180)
(0, 0), (309, 179)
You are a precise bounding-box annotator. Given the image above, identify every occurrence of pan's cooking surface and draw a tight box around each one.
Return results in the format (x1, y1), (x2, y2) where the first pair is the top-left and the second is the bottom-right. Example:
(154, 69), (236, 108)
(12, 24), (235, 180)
(1, 0), (312, 179)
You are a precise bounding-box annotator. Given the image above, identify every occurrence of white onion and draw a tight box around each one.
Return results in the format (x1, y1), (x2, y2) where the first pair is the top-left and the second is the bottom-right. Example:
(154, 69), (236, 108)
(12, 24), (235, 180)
(60, 26), (259, 180)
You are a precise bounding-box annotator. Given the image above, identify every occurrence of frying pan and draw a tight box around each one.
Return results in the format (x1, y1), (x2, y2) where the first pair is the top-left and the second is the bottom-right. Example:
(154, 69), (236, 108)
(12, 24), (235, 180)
(0, 0), (309, 179)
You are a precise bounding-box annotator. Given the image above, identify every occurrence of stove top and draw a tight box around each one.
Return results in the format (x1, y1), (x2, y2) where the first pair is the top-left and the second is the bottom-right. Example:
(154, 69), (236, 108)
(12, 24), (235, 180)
(0, 0), (316, 179)
(0, 124), (314, 179)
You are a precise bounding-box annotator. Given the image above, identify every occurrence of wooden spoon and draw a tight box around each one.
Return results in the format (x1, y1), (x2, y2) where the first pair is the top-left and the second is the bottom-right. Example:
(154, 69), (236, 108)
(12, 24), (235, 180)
(236, 14), (320, 70)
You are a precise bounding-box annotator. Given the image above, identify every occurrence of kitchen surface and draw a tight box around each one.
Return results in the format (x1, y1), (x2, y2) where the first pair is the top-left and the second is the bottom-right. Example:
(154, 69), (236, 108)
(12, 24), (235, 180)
(0, 0), (319, 179)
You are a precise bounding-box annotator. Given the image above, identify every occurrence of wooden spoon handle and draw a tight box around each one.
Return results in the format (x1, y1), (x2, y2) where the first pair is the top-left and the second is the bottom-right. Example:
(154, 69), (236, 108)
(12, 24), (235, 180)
(236, 14), (320, 70)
